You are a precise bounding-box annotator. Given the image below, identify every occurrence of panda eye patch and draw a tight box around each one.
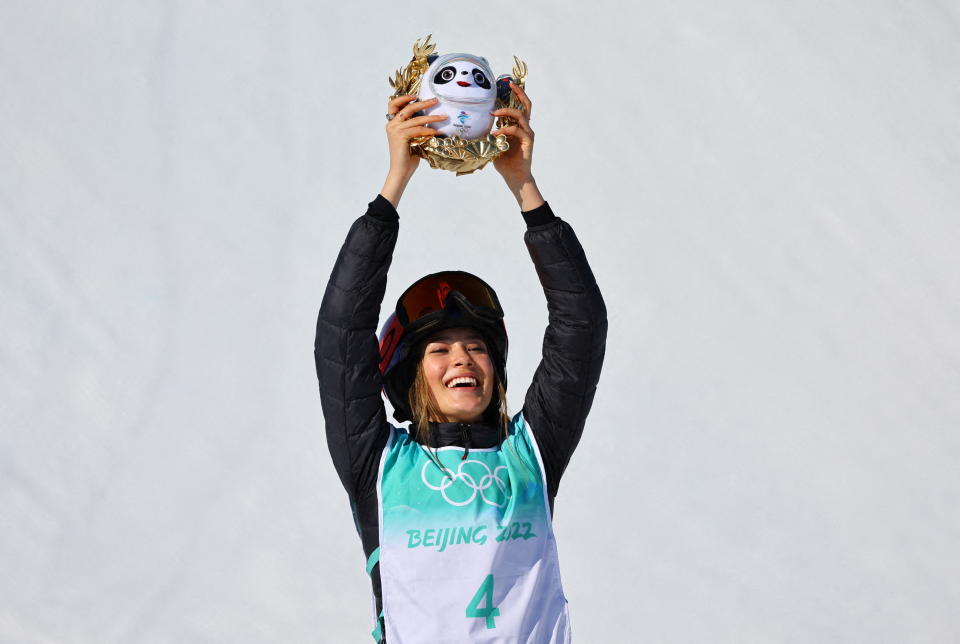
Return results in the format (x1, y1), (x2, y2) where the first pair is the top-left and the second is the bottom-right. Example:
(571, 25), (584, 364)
(471, 68), (491, 89)
(434, 66), (457, 84)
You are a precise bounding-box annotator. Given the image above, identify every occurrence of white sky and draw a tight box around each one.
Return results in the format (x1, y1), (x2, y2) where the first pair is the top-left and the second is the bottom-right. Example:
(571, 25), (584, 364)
(2, 1), (959, 641)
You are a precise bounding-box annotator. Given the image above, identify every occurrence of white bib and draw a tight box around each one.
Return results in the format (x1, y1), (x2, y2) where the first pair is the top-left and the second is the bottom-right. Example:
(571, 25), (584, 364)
(375, 413), (571, 643)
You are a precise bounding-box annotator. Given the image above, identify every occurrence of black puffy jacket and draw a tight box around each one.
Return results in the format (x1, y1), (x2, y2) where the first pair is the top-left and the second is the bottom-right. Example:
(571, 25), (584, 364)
(314, 194), (606, 632)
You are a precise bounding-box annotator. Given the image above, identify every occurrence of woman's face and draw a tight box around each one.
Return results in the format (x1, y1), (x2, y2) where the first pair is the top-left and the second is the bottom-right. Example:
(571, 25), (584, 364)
(421, 327), (495, 424)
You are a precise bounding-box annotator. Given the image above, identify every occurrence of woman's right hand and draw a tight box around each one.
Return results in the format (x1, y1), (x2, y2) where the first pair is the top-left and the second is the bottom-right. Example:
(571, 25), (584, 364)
(380, 96), (447, 207)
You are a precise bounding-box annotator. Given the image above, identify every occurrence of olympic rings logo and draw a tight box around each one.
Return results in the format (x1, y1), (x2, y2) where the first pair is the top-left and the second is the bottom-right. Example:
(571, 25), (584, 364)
(421, 459), (513, 508)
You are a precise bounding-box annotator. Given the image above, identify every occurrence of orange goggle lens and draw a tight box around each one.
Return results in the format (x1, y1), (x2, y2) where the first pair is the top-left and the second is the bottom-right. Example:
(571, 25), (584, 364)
(397, 271), (501, 325)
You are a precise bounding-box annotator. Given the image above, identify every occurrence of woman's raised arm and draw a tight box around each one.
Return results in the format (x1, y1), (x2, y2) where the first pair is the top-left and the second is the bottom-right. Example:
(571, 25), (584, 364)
(315, 198), (399, 502)
(492, 84), (607, 502)
(315, 96), (445, 500)
(521, 207), (607, 504)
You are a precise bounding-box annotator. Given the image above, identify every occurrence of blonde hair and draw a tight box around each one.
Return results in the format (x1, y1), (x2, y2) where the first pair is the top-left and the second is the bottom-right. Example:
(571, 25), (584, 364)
(408, 359), (510, 444)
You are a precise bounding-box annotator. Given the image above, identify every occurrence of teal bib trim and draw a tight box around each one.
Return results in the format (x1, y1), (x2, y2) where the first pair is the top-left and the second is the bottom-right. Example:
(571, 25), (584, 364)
(365, 546), (380, 575)
(366, 547), (384, 641)
(371, 610), (384, 642)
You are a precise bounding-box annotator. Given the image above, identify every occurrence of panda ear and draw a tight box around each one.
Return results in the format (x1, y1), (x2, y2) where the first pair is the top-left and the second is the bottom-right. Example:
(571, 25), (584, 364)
(427, 54), (439, 65)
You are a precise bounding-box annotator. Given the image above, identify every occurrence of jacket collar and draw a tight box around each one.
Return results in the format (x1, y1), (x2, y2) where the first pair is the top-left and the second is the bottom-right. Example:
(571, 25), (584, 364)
(414, 421), (503, 450)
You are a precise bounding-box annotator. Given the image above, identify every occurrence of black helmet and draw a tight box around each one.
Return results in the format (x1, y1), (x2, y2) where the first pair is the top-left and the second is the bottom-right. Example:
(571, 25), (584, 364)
(378, 271), (507, 423)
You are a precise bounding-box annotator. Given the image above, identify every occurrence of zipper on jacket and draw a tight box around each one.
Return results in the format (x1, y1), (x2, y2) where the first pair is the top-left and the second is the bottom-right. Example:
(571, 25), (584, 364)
(459, 423), (472, 460)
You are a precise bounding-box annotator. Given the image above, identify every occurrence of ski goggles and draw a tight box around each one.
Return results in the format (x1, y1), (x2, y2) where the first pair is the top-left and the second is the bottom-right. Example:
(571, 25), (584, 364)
(395, 271), (503, 327)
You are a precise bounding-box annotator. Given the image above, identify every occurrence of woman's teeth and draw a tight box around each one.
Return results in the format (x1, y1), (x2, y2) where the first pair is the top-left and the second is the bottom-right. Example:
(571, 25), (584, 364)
(446, 377), (478, 388)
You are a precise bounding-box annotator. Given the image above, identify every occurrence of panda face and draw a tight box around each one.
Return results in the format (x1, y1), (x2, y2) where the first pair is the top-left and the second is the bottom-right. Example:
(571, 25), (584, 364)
(417, 52), (498, 139)
(433, 65), (491, 89)
(429, 59), (495, 104)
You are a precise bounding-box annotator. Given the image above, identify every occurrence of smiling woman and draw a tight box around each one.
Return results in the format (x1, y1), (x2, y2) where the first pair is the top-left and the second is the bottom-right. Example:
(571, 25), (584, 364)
(419, 328), (495, 423)
(314, 81), (606, 642)
(405, 327), (510, 447)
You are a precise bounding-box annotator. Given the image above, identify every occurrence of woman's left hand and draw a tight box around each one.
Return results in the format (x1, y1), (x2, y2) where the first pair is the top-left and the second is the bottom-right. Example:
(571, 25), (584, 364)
(491, 83), (535, 185)
(491, 84), (544, 210)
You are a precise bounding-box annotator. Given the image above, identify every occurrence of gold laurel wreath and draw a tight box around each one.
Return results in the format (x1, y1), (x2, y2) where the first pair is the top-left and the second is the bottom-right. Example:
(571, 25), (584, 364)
(388, 35), (528, 176)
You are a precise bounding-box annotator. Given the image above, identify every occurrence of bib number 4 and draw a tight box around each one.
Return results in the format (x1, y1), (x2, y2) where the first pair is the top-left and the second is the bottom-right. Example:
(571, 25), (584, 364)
(466, 574), (500, 629)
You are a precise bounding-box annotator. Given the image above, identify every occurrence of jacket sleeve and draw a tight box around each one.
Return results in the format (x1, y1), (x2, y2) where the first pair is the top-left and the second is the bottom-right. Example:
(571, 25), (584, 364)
(315, 195), (399, 502)
(521, 202), (607, 500)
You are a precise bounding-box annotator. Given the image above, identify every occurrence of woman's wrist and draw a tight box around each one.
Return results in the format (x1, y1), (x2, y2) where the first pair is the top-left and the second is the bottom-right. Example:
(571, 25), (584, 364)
(380, 168), (414, 208)
(503, 173), (544, 211)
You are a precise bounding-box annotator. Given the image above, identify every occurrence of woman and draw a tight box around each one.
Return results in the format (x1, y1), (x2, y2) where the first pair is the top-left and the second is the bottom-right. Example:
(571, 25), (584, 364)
(315, 84), (606, 643)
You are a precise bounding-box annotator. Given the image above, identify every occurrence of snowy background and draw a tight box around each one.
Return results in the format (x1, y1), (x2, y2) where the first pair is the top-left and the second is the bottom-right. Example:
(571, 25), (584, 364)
(3, 1), (959, 642)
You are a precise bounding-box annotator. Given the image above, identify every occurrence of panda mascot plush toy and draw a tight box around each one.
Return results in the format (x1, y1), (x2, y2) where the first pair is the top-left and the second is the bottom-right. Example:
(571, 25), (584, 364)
(417, 52), (499, 140)
(389, 36), (527, 174)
